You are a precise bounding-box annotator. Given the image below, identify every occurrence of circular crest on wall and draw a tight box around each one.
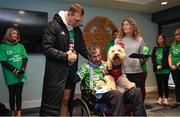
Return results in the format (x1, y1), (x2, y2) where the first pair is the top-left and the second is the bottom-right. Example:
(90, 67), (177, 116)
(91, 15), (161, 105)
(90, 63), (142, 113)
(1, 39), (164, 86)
(83, 16), (118, 60)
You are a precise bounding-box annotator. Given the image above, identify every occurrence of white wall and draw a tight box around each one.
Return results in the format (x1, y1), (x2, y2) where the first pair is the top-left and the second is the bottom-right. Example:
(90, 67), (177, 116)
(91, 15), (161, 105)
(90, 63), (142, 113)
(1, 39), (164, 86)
(0, 0), (158, 108)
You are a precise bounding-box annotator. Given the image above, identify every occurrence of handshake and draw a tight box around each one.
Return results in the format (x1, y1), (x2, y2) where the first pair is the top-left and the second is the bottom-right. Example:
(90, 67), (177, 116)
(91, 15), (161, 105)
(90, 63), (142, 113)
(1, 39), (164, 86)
(66, 50), (77, 64)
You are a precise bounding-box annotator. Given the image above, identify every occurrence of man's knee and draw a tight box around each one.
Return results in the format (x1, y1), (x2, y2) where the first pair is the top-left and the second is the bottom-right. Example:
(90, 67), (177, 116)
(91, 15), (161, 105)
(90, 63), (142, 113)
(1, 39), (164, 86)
(111, 90), (123, 98)
(129, 87), (143, 99)
(131, 87), (141, 94)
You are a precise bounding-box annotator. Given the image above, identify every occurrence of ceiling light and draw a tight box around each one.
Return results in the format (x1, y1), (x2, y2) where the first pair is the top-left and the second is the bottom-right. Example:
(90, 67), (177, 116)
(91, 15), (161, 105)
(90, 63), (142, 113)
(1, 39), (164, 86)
(115, 0), (155, 5)
(161, 1), (168, 5)
(18, 10), (26, 16)
(15, 18), (21, 22)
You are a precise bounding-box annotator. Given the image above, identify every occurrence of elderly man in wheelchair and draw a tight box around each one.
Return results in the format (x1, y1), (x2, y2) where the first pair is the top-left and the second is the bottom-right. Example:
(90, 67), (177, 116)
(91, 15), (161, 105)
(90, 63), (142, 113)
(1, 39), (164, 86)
(73, 45), (146, 116)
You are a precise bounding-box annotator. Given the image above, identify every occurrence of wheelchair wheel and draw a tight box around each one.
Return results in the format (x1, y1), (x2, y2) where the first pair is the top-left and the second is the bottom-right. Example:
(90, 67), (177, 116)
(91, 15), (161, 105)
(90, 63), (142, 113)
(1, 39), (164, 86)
(70, 98), (91, 116)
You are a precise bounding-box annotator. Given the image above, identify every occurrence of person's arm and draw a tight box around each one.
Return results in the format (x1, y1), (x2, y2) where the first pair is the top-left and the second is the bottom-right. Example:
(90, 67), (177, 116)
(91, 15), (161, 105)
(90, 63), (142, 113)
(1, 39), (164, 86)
(151, 47), (157, 65)
(74, 74), (81, 83)
(17, 58), (28, 77)
(1, 61), (17, 73)
(42, 21), (69, 62)
(151, 47), (159, 71)
(161, 46), (170, 69)
(139, 38), (146, 63)
(168, 45), (177, 70)
(168, 53), (176, 70)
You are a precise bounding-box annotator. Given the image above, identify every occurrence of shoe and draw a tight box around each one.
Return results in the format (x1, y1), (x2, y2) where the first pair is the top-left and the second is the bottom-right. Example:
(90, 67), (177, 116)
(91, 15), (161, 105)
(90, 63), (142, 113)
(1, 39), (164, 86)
(163, 98), (169, 105)
(145, 104), (153, 109)
(156, 97), (163, 105)
(169, 103), (180, 108)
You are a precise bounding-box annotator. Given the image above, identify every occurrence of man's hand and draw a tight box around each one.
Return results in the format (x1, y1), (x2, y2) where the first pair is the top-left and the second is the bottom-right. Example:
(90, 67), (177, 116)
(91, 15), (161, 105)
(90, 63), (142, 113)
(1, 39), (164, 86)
(67, 50), (77, 63)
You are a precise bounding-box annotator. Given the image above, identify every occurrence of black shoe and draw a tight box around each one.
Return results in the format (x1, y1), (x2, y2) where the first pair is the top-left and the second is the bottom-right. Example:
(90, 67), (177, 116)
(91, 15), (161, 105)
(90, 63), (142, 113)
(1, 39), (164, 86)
(145, 104), (153, 109)
(169, 103), (180, 109)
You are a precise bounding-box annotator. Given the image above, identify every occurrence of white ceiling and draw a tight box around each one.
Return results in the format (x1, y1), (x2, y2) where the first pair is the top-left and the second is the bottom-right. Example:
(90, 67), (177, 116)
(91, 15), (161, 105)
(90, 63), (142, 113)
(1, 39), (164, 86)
(60, 0), (180, 13)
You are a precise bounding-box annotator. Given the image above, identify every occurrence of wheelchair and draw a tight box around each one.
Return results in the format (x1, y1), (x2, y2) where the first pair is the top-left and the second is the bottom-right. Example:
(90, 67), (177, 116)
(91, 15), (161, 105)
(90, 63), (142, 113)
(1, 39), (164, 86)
(70, 81), (133, 116)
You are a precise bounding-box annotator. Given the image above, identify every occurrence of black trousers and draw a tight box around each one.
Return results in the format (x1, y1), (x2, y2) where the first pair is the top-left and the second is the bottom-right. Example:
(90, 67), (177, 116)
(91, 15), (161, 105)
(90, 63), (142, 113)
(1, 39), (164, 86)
(126, 73), (142, 88)
(100, 88), (146, 116)
(8, 82), (24, 111)
(171, 69), (180, 103)
(155, 73), (170, 98)
(140, 71), (147, 101)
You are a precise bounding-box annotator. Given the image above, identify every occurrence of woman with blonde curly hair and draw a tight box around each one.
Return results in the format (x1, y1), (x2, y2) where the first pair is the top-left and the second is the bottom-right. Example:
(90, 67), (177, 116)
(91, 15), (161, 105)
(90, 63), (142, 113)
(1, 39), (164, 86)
(120, 18), (145, 88)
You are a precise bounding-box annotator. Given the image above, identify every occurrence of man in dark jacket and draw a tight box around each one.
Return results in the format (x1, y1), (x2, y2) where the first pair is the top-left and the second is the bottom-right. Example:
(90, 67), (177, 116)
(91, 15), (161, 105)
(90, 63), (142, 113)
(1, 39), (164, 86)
(40, 3), (88, 116)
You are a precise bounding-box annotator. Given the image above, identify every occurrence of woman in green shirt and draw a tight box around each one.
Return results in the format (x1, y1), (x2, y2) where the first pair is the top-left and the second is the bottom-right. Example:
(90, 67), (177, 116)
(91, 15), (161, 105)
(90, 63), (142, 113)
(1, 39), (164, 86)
(168, 28), (180, 108)
(151, 34), (170, 105)
(0, 27), (28, 116)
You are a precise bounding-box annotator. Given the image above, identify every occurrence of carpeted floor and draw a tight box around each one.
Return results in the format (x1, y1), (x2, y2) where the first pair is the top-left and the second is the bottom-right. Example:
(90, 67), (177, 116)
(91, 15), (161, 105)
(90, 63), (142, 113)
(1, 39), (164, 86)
(22, 107), (40, 116)
(149, 106), (180, 116)
(22, 89), (180, 116)
(145, 89), (180, 116)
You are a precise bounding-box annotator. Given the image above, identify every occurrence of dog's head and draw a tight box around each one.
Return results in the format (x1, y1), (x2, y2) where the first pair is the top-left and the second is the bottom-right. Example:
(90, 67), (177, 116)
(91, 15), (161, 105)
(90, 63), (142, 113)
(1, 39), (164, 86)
(106, 45), (126, 70)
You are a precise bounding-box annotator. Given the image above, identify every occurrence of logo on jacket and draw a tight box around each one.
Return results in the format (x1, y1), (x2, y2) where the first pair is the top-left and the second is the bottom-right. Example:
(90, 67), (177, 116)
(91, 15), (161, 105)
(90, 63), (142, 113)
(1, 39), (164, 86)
(60, 31), (65, 35)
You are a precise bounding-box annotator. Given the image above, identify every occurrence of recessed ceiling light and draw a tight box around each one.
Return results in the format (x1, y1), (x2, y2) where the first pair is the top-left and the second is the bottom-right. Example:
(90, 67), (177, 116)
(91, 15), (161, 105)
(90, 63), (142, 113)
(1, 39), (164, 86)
(15, 18), (21, 22)
(18, 10), (26, 15)
(115, 0), (155, 5)
(161, 1), (168, 5)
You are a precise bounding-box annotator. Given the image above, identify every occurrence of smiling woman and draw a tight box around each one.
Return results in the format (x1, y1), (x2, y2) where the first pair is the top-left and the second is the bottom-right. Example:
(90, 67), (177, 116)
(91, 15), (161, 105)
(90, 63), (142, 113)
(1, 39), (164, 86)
(0, 7), (48, 53)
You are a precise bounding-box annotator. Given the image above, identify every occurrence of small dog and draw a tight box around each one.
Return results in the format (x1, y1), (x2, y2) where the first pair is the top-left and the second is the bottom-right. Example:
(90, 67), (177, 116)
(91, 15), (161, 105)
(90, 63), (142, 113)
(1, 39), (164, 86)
(104, 44), (136, 93)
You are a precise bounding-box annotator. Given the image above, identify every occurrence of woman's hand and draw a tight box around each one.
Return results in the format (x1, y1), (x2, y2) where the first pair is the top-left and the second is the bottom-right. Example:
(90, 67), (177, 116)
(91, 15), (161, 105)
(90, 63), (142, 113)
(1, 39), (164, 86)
(170, 65), (176, 70)
(157, 65), (162, 70)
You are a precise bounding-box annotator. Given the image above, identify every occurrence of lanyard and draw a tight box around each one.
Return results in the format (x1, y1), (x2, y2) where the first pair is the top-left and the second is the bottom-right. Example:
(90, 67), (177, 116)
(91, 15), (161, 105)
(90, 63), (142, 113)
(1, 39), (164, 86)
(69, 31), (75, 50)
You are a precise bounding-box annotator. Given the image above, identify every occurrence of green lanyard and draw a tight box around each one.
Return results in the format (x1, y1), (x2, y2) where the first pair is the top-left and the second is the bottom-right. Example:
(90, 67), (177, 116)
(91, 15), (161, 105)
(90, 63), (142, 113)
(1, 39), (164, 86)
(69, 31), (75, 50)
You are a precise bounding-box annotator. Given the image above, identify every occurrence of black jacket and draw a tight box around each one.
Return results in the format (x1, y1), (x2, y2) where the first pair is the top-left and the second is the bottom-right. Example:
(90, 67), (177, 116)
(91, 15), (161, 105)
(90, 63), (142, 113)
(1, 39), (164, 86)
(151, 46), (170, 72)
(40, 14), (88, 116)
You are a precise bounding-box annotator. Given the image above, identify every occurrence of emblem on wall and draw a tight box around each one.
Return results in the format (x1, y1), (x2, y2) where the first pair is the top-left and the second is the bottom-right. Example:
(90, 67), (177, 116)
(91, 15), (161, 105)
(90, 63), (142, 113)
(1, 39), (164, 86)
(83, 16), (118, 60)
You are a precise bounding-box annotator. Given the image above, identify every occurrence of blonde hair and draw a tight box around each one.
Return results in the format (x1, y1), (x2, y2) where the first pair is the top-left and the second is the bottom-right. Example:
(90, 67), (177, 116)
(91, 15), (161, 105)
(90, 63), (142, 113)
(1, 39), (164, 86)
(173, 28), (180, 47)
(3, 27), (20, 43)
(120, 18), (141, 39)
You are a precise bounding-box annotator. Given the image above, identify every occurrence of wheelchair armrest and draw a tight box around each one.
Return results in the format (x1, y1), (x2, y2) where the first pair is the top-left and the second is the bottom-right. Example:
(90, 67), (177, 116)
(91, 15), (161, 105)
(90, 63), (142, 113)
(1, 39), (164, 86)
(80, 82), (97, 102)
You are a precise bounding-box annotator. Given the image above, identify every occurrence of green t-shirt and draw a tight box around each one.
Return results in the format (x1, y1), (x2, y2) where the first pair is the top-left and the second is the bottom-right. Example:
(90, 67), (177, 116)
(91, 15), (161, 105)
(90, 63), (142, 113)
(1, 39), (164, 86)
(155, 47), (170, 74)
(169, 43), (180, 70)
(105, 40), (114, 55)
(105, 38), (121, 55)
(141, 46), (150, 72)
(0, 42), (28, 85)
(156, 47), (163, 65)
(77, 62), (105, 91)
